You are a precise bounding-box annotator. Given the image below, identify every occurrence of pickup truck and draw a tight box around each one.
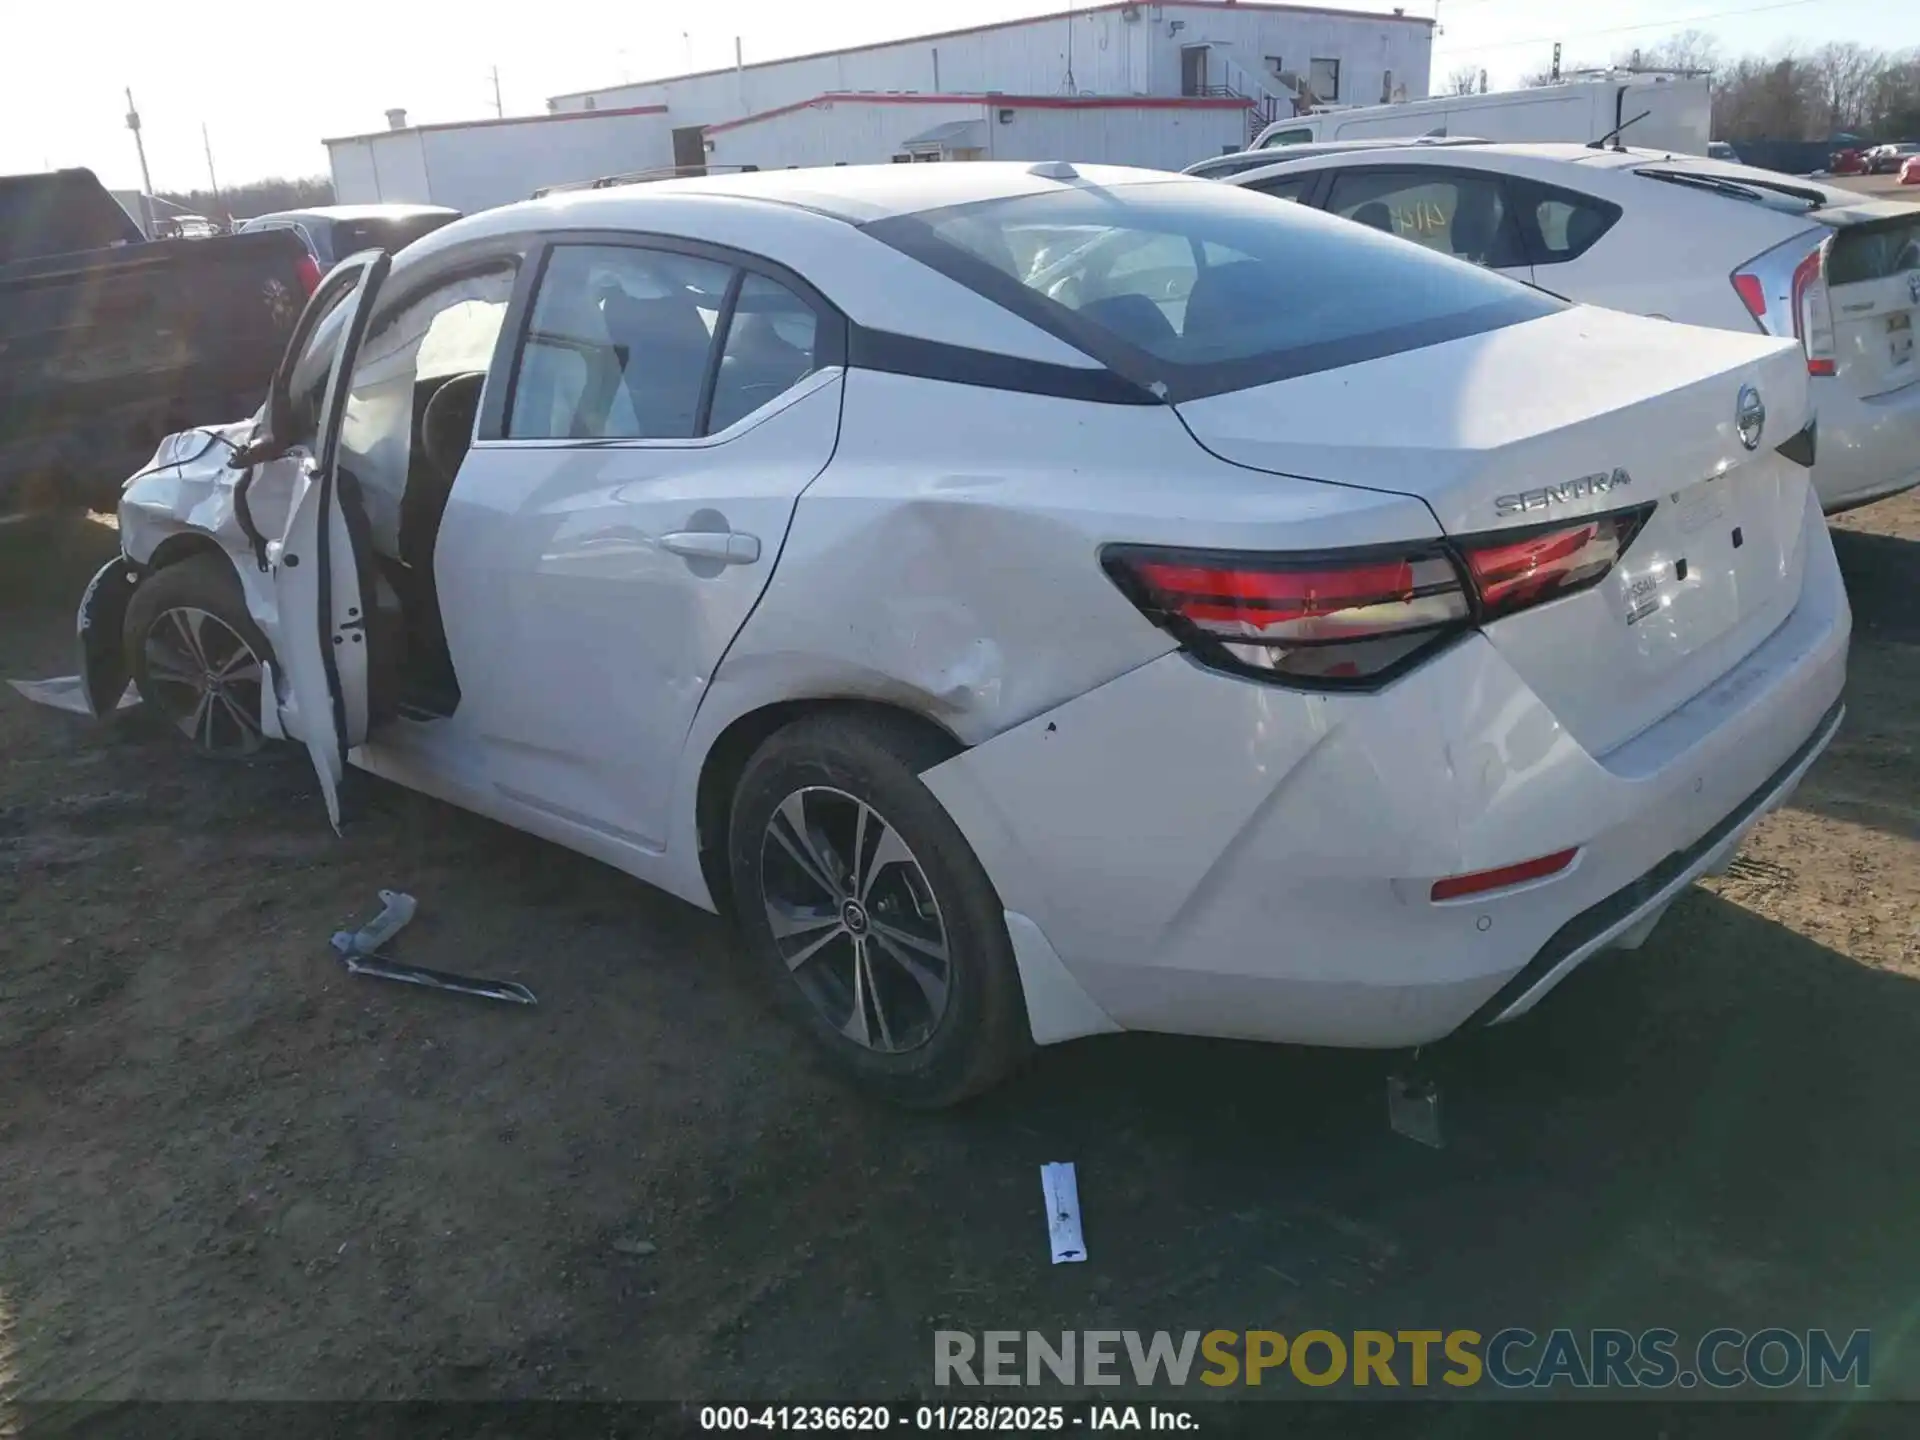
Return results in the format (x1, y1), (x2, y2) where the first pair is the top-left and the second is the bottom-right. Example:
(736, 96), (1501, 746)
(0, 168), (313, 519)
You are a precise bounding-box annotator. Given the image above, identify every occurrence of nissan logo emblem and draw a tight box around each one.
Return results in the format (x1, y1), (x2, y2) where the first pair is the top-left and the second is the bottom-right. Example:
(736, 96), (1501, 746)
(1736, 384), (1765, 451)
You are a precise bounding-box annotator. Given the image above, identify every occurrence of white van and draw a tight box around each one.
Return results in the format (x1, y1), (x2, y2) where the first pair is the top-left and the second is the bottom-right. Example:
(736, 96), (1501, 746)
(1252, 73), (1711, 157)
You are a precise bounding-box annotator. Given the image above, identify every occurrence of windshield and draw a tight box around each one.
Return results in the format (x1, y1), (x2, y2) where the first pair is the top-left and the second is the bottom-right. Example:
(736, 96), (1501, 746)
(864, 180), (1561, 402)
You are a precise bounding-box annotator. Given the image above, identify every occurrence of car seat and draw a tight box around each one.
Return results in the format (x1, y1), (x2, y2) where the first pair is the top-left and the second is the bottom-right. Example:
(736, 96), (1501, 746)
(1352, 201), (1395, 233)
(1076, 293), (1179, 350)
(710, 311), (813, 430)
(600, 287), (716, 436)
(1449, 188), (1503, 264)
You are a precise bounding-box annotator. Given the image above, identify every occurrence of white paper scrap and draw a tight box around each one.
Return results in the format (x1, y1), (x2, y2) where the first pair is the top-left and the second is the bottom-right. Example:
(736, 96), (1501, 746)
(7, 675), (137, 716)
(1040, 1162), (1086, 1265)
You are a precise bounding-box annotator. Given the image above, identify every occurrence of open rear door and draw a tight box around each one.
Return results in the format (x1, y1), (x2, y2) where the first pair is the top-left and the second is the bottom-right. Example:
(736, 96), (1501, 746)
(270, 251), (391, 830)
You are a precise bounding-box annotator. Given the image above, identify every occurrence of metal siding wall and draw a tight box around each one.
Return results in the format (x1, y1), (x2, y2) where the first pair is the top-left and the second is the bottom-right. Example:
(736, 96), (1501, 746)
(550, 7), (1432, 125)
(327, 142), (381, 204)
(334, 132), (432, 204)
(706, 102), (987, 170)
(420, 113), (674, 212)
(550, 82), (669, 114)
(707, 100), (1244, 171)
(994, 104), (1247, 171)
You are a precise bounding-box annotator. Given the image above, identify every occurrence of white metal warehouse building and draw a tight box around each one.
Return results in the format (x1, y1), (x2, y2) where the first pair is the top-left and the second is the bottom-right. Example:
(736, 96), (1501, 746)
(326, 106), (671, 215)
(702, 93), (1256, 172)
(328, 1), (1432, 212)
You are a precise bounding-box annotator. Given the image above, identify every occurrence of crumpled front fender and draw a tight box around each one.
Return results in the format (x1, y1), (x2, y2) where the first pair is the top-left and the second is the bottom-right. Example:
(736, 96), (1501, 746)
(75, 555), (142, 719)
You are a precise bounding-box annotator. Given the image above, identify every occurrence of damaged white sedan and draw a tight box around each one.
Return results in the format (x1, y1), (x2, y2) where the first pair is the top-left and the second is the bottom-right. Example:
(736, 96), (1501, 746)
(77, 162), (1848, 1105)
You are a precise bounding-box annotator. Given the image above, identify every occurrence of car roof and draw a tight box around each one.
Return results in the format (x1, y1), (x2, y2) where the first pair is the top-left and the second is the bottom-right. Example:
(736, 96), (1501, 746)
(248, 204), (461, 225)
(1186, 137), (1487, 174)
(1225, 141), (1862, 203)
(514, 161), (1187, 226)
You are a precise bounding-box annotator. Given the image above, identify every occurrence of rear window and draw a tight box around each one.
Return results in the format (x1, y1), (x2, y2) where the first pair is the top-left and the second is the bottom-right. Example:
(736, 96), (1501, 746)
(863, 180), (1560, 402)
(1828, 216), (1920, 288)
(1637, 167), (1834, 216)
(333, 215), (456, 261)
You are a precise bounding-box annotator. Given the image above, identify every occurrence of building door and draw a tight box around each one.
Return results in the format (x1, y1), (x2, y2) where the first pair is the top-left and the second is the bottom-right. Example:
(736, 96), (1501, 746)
(1180, 46), (1209, 96)
(672, 125), (708, 176)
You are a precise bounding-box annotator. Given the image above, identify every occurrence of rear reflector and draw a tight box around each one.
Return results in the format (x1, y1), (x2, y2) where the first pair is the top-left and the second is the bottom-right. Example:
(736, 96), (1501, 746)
(1431, 848), (1578, 902)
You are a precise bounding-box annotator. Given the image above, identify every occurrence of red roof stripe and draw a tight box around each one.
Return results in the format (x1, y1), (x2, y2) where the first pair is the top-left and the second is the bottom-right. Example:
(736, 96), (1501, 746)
(707, 92), (1254, 134)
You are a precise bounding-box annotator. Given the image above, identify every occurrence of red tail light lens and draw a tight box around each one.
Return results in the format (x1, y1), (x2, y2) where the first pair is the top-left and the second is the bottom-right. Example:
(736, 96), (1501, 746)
(1458, 505), (1653, 622)
(1105, 504), (1651, 690)
(1790, 244), (1837, 377)
(294, 252), (323, 297)
(1103, 544), (1471, 687)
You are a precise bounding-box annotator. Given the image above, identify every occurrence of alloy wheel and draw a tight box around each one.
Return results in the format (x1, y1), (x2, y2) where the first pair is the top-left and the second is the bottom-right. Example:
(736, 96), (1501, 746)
(758, 785), (952, 1053)
(142, 605), (267, 755)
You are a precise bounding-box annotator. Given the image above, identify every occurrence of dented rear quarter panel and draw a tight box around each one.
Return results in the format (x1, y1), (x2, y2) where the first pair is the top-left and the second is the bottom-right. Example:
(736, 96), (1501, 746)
(658, 367), (1441, 905)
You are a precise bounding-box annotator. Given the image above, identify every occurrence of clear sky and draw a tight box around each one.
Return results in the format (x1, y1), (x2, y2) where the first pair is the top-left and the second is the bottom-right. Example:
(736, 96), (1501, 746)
(2, 0), (1914, 192)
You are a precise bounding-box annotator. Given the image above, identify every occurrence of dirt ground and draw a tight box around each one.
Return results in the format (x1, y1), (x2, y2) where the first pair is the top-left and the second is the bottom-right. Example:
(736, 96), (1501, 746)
(2, 489), (1918, 1409)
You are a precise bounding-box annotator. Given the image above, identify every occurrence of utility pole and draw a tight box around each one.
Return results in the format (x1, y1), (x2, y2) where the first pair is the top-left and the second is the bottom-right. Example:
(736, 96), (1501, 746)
(125, 87), (156, 238)
(201, 122), (224, 226)
(491, 65), (504, 118)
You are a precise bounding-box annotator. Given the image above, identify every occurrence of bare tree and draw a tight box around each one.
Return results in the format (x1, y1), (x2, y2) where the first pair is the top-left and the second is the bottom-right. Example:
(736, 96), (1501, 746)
(1446, 64), (1482, 96)
(1712, 53), (1823, 142)
(1809, 42), (1884, 133)
(1866, 49), (1920, 137)
(1623, 30), (1721, 75)
(161, 175), (333, 219)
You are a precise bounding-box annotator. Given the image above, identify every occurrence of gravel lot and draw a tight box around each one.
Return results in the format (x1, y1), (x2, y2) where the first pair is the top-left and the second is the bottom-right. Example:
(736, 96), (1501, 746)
(2, 489), (1918, 1406)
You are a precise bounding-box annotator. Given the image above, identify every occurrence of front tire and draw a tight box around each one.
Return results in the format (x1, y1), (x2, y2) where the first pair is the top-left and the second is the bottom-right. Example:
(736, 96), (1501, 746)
(123, 553), (275, 758)
(727, 713), (1031, 1108)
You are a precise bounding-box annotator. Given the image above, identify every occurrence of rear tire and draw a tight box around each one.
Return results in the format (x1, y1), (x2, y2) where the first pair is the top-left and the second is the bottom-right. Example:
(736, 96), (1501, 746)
(727, 712), (1031, 1108)
(123, 553), (275, 759)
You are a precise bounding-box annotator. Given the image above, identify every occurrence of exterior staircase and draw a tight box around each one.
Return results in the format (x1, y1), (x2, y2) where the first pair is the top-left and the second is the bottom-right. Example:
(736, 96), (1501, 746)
(1187, 44), (1304, 145)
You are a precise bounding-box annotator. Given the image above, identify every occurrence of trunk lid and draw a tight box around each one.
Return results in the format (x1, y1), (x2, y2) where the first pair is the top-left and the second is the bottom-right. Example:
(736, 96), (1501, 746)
(1821, 205), (1920, 400)
(1175, 305), (1815, 755)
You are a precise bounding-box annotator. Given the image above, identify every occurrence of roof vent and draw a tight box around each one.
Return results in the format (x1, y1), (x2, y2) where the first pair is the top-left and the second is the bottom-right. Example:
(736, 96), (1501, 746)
(1027, 160), (1079, 179)
(385, 107), (409, 131)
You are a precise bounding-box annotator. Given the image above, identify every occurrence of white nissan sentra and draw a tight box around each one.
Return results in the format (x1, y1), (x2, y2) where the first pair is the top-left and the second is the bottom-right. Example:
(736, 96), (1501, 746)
(75, 163), (1848, 1106)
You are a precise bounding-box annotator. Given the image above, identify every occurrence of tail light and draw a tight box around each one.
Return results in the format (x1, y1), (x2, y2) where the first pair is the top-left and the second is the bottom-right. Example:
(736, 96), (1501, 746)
(1457, 506), (1652, 622)
(1730, 271), (1768, 324)
(1103, 545), (1470, 686)
(1104, 505), (1651, 690)
(294, 251), (323, 297)
(1790, 243), (1837, 376)
(1733, 237), (1835, 377)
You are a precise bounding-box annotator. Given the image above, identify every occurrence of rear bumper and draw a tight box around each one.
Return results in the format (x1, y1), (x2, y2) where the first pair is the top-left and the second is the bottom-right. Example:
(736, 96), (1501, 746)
(923, 490), (1851, 1050)
(1813, 377), (1920, 513)
(1470, 695), (1841, 1026)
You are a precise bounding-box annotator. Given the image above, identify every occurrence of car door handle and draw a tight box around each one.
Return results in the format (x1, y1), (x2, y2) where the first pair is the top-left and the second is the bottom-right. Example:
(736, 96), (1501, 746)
(660, 530), (761, 565)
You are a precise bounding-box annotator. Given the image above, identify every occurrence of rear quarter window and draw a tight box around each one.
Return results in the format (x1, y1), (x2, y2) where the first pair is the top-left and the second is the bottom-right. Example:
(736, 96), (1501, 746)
(864, 179), (1562, 402)
(1508, 179), (1621, 266)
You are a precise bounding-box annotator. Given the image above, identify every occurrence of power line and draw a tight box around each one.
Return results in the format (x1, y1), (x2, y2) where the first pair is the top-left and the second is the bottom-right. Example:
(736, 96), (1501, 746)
(1431, 0), (1821, 57)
